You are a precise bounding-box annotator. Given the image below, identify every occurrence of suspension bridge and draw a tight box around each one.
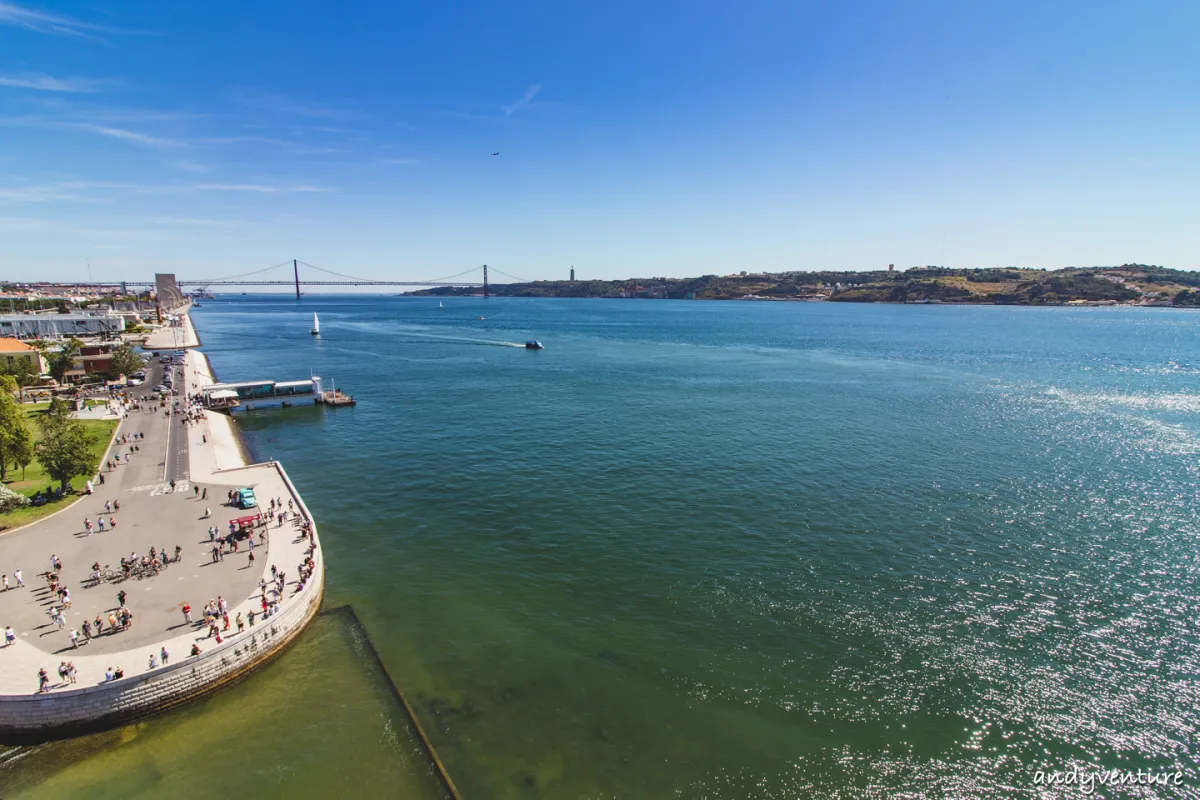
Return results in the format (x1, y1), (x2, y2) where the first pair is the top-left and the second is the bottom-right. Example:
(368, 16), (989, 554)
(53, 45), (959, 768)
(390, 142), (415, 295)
(19, 260), (533, 299)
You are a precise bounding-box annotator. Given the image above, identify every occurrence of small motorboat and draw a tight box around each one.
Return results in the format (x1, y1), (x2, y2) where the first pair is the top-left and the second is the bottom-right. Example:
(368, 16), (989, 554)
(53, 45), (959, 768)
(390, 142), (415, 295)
(479, 316), (486, 320)
(525, 340), (544, 350)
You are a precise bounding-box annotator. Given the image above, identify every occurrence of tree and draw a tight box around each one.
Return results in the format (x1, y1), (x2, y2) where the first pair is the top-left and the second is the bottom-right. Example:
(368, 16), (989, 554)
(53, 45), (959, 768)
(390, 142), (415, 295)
(35, 398), (96, 492)
(0, 390), (34, 481)
(107, 341), (147, 380)
(47, 338), (83, 383)
(0, 358), (40, 400)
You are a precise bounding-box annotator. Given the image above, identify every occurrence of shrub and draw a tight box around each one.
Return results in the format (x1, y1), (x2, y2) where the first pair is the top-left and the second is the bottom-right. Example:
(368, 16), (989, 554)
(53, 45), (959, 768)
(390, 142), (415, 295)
(0, 483), (31, 513)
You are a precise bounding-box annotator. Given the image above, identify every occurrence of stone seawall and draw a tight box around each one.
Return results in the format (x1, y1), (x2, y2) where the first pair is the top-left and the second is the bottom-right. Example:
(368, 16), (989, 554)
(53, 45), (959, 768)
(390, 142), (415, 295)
(0, 463), (325, 745)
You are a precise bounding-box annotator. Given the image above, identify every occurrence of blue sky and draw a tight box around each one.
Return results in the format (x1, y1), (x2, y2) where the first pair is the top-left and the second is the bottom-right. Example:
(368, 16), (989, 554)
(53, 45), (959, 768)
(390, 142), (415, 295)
(0, 1), (1197, 285)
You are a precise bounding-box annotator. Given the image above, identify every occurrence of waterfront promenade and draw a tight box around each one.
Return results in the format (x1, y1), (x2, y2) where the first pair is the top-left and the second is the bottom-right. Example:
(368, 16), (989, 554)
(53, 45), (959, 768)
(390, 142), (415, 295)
(142, 307), (200, 350)
(0, 334), (322, 718)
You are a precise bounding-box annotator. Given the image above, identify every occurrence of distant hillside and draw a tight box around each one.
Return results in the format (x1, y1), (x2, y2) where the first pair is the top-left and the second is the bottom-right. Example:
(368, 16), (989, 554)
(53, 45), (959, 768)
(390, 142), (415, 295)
(413, 265), (1200, 306)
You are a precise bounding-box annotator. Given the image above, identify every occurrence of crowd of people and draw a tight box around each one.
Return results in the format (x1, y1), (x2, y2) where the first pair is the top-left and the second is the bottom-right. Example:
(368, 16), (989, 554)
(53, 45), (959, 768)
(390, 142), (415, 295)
(11, 358), (324, 696)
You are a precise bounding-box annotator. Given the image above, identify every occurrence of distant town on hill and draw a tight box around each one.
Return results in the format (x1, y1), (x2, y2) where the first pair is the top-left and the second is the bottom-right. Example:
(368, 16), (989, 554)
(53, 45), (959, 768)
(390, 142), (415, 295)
(414, 264), (1200, 306)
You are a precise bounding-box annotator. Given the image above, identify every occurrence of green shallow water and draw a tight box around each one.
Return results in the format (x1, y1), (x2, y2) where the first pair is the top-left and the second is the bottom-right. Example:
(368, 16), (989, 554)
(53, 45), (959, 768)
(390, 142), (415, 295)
(2, 612), (445, 798)
(5, 298), (1200, 798)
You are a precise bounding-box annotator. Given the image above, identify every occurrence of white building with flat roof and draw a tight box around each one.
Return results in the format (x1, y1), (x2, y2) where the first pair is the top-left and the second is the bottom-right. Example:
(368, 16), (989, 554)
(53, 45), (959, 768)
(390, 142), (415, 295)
(0, 312), (126, 338)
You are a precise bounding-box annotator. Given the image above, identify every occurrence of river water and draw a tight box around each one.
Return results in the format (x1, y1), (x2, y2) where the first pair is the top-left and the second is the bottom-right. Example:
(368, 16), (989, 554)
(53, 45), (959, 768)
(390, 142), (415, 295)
(6, 298), (1200, 798)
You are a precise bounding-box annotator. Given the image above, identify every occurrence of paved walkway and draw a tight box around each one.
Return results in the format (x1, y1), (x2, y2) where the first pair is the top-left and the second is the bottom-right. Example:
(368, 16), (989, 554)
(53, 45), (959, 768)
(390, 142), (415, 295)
(143, 306), (199, 350)
(0, 325), (318, 693)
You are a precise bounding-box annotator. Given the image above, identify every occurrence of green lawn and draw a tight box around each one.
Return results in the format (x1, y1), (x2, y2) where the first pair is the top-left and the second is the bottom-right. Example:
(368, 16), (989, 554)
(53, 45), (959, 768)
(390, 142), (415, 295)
(0, 404), (119, 530)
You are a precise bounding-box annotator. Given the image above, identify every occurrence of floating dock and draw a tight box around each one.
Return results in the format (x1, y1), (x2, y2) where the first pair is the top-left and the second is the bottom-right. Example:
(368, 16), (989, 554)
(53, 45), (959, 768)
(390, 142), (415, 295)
(203, 376), (324, 410)
(319, 389), (356, 407)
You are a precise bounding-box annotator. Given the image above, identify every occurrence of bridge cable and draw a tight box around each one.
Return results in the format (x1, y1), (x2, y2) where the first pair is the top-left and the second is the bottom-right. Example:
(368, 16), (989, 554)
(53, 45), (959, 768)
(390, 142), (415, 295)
(296, 260), (378, 283)
(299, 260), (485, 285)
(488, 267), (532, 283)
(193, 260), (293, 284)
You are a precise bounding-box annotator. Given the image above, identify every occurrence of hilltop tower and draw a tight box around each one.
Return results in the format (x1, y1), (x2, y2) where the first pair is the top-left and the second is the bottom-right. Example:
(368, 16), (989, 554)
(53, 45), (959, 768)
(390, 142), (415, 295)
(570, 267), (575, 281)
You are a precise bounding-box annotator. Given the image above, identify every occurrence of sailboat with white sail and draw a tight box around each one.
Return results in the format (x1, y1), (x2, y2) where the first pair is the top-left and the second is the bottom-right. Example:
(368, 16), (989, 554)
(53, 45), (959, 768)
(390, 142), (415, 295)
(311, 312), (320, 336)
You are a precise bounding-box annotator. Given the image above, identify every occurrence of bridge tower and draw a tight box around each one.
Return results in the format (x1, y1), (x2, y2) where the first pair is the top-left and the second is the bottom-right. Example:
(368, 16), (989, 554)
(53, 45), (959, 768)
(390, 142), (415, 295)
(483, 264), (488, 299)
(293, 259), (301, 299)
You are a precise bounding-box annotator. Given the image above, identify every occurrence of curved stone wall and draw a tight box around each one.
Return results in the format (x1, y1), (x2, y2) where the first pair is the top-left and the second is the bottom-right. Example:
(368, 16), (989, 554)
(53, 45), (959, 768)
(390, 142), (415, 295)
(0, 463), (325, 744)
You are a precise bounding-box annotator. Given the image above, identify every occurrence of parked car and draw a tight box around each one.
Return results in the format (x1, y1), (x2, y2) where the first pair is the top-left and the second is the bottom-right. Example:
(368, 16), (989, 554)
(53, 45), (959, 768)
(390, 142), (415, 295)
(234, 488), (258, 509)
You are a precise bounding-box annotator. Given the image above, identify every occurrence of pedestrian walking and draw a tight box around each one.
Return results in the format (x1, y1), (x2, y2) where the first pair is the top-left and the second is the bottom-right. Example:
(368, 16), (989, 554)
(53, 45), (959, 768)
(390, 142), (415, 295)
(222, 613), (230, 631)
(161, 646), (170, 665)
(248, 551), (255, 568)
(82, 620), (92, 639)
(182, 603), (192, 624)
(94, 615), (104, 635)
(236, 612), (245, 632)
(202, 487), (207, 500)
(194, 485), (199, 497)
(4, 625), (15, 646)
(38, 668), (49, 693)
(148, 654), (158, 670)
(248, 609), (256, 627)
(2, 574), (7, 591)
(69, 629), (79, 648)
(14, 569), (22, 587)
(117, 589), (127, 607)
(113, 499), (120, 512)
(98, 518), (105, 533)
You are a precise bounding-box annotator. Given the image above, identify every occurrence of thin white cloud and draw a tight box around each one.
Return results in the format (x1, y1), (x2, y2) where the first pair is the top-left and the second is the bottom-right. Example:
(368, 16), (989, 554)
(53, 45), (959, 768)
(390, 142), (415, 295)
(151, 217), (243, 228)
(0, 1), (146, 43)
(195, 135), (345, 155)
(0, 180), (126, 203)
(502, 84), (542, 116)
(0, 179), (333, 204)
(0, 73), (101, 93)
(72, 123), (185, 148)
(170, 159), (209, 173)
(233, 91), (370, 121)
(87, 107), (209, 123)
(380, 157), (421, 166)
(0, 215), (54, 232)
(186, 183), (333, 194)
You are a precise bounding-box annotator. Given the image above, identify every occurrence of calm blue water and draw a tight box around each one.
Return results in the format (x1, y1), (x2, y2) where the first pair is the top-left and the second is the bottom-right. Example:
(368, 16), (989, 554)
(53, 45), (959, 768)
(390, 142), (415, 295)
(19, 298), (1200, 798)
